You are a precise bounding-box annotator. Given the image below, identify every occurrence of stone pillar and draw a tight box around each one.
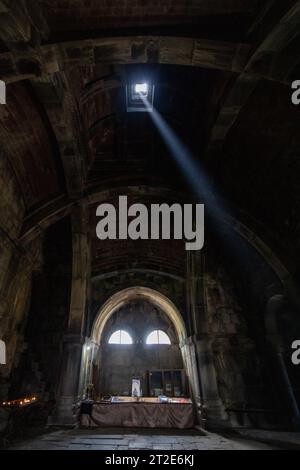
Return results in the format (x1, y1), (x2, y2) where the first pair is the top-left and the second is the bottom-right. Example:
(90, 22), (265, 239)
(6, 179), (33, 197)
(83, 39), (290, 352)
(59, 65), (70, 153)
(266, 335), (300, 430)
(265, 295), (300, 431)
(180, 338), (200, 399)
(50, 204), (90, 425)
(186, 250), (204, 335)
(276, 348), (300, 430)
(78, 340), (97, 400)
(186, 250), (228, 428)
(185, 251), (203, 423)
(195, 336), (228, 428)
(51, 334), (84, 425)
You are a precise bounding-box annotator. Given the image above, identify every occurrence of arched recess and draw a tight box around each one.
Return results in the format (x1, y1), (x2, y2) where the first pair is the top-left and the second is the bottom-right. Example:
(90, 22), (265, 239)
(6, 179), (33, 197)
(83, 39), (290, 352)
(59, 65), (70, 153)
(81, 286), (201, 409)
(91, 286), (187, 345)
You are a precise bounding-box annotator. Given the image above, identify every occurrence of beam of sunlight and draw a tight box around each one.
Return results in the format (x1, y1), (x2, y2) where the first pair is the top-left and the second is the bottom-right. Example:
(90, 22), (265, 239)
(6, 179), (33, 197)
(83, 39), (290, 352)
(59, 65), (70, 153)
(139, 93), (258, 264)
(140, 94), (228, 223)
(136, 92), (300, 315)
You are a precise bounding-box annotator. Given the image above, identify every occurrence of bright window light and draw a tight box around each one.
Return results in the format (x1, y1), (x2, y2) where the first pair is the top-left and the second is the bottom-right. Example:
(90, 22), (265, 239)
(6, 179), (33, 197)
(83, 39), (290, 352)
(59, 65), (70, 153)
(134, 83), (148, 95)
(127, 83), (154, 111)
(146, 330), (171, 345)
(108, 330), (133, 345)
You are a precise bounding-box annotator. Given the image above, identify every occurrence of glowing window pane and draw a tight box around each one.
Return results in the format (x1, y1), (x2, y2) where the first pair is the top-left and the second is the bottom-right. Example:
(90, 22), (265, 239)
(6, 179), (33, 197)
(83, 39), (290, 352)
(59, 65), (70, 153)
(146, 330), (171, 345)
(108, 330), (133, 345)
(135, 83), (148, 95)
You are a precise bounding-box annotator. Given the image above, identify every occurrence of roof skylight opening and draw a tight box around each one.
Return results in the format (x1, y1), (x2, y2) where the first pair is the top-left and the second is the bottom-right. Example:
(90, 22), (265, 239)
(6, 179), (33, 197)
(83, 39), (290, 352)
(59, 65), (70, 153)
(126, 82), (154, 112)
(134, 83), (148, 97)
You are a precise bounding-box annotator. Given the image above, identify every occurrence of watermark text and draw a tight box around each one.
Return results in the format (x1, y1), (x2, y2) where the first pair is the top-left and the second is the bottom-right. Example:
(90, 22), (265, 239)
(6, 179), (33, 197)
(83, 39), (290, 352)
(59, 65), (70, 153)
(96, 196), (204, 251)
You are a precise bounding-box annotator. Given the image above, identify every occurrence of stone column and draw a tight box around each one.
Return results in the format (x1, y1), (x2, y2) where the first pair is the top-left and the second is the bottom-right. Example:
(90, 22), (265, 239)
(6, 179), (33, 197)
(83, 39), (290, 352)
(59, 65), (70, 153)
(195, 336), (228, 428)
(186, 251), (228, 428)
(52, 334), (84, 425)
(185, 251), (203, 423)
(266, 335), (300, 430)
(50, 204), (90, 425)
(78, 341), (98, 400)
(265, 295), (300, 430)
(276, 348), (300, 430)
(186, 250), (204, 336)
(180, 338), (200, 400)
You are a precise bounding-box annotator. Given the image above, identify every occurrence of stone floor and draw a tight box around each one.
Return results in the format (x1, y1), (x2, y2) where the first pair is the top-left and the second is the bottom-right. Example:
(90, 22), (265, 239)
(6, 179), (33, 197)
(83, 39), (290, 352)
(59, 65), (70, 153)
(7, 428), (278, 450)
(235, 429), (300, 450)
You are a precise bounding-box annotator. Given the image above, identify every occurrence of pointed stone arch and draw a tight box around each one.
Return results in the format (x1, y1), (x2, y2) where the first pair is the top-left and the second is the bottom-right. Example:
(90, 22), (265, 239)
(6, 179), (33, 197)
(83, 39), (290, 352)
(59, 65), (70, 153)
(91, 286), (187, 345)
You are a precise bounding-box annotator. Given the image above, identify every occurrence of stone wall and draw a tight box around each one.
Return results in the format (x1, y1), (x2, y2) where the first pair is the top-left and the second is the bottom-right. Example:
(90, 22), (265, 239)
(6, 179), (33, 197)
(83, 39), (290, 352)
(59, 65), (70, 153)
(8, 217), (72, 406)
(0, 154), (25, 239)
(201, 236), (295, 428)
(0, 153), (29, 400)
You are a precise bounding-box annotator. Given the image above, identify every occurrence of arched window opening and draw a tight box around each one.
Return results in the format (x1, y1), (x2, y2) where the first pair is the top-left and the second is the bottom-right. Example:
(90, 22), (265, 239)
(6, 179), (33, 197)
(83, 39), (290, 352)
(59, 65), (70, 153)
(108, 330), (133, 345)
(146, 330), (171, 345)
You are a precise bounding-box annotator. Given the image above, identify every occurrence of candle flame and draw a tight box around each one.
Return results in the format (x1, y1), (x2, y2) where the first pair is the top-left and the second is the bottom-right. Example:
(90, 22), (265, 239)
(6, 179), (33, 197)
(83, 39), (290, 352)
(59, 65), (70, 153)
(1, 396), (38, 407)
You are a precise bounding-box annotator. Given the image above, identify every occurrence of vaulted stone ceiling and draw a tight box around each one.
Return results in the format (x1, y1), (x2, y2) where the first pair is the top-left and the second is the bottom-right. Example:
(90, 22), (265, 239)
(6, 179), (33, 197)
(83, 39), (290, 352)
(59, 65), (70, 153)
(44, 0), (261, 39)
(0, 0), (299, 278)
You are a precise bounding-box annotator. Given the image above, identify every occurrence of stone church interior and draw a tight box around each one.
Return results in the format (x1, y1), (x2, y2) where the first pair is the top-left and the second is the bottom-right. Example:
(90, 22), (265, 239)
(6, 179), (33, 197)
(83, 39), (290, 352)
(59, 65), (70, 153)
(0, 0), (300, 451)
